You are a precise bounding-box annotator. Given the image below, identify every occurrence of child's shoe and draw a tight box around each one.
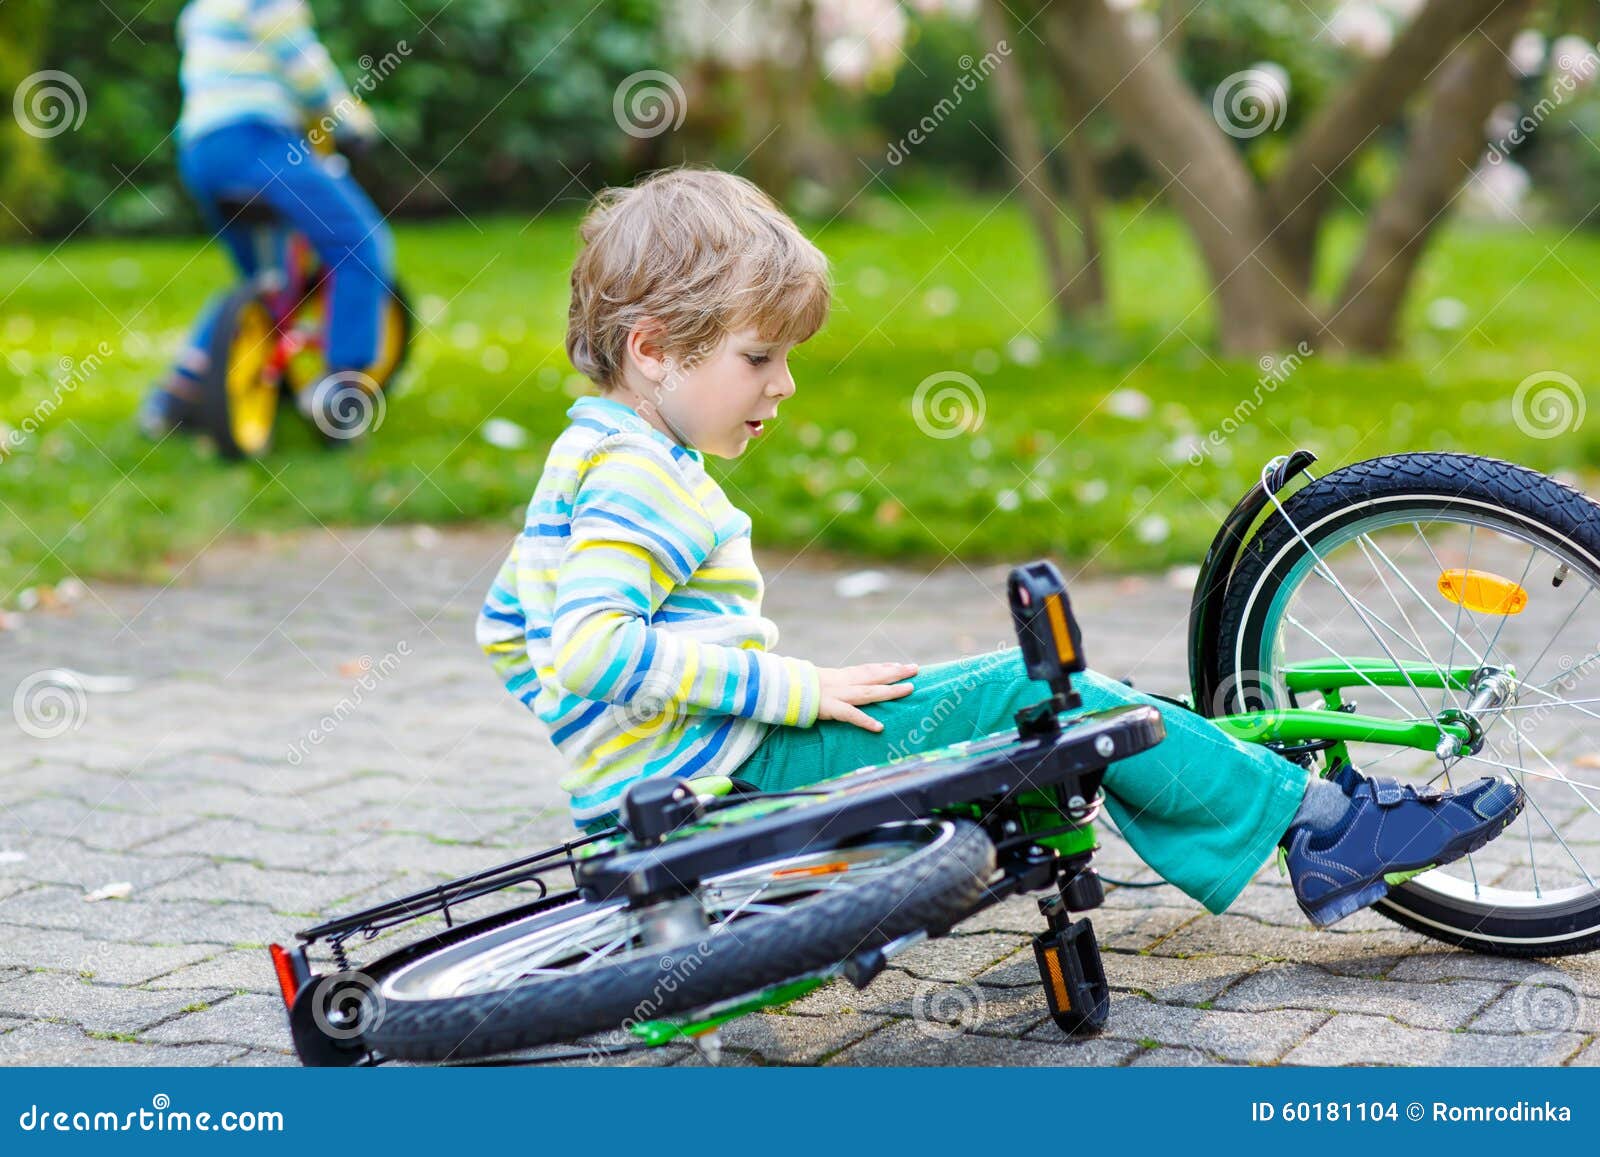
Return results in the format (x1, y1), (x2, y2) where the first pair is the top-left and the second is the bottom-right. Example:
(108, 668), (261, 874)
(1281, 774), (1523, 927)
(137, 385), (196, 439)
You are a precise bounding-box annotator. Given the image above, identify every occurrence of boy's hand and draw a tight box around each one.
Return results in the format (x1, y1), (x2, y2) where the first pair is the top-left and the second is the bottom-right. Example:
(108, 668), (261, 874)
(816, 662), (918, 732)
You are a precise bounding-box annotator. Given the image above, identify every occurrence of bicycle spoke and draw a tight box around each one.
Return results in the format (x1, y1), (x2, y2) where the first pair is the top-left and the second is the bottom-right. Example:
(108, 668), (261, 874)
(1442, 524), (1473, 698)
(1297, 568), (1439, 722)
(1517, 582), (1594, 693)
(1391, 524), (1497, 679)
(1474, 696), (1600, 712)
(1483, 723), (1600, 819)
(1516, 727), (1541, 899)
(1258, 469), (1439, 722)
(571, 929), (635, 973)
(1479, 545), (1539, 671)
(1451, 750), (1596, 887)
(1281, 612), (1422, 720)
(1305, 565), (1448, 667)
(1354, 532), (1453, 696)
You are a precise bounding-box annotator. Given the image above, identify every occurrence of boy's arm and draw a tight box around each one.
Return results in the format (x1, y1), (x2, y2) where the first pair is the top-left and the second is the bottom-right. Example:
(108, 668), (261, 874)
(545, 437), (821, 727)
(250, 0), (369, 127)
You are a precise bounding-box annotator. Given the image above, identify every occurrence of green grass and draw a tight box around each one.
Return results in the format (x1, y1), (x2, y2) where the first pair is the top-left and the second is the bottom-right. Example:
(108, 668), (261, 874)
(2, 192), (1598, 597)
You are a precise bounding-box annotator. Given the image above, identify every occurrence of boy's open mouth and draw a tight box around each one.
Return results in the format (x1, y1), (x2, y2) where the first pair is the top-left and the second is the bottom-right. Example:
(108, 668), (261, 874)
(745, 420), (764, 436)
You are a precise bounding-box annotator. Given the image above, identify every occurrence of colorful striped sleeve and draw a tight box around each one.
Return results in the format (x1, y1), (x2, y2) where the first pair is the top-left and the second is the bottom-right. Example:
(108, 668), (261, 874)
(545, 436), (821, 727)
(477, 553), (531, 682)
(250, 0), (348, 115)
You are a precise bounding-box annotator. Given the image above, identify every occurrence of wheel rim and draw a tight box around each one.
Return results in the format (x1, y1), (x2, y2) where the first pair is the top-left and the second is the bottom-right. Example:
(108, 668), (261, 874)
(225, 301), (276, 454)
(379, 821), (958, 1002)
(1242, 496), (1600, 917)
(369, 295), (407, 384)
(284, 290), (406, 397)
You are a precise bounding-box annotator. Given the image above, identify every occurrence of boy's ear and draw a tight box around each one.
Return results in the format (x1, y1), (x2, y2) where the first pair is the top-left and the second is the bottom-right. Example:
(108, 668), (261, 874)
(625, 319), (669, 384)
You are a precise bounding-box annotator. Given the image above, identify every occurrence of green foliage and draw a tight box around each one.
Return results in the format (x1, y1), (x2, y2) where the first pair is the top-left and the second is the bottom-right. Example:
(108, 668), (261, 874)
(865, 15), (1004, 184)
(1179, 0), (1347, 132)
(0, 0), (56, 239)
(314, 0), (663, 217)
(30, 0), (665, 236)
(2, 195), (1595, 597)
(1523, 89), (1600, 228)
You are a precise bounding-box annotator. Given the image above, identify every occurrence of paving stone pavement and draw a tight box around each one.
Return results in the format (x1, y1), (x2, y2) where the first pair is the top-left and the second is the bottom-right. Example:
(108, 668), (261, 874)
(2, 526), (1596, 1067)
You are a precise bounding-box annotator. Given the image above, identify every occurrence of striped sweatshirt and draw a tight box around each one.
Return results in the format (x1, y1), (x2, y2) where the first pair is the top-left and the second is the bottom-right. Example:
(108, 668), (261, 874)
(479, 396), (822, 825)
(177, 0), (354, 142)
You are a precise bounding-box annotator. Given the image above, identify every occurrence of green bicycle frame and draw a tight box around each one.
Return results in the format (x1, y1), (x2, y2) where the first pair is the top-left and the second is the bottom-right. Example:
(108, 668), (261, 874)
(641, 657), (1493, 1048)
(1209, 659), (1493, 764)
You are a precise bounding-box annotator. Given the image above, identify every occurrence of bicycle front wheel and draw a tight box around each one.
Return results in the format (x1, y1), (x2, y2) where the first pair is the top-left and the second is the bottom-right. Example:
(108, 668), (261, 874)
(1213, 452), (1600, 956)
(361, 818), (994, 1061)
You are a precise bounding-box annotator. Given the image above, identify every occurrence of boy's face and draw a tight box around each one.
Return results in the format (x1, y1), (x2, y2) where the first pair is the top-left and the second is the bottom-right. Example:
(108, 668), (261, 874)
(627, 327), (798, 459)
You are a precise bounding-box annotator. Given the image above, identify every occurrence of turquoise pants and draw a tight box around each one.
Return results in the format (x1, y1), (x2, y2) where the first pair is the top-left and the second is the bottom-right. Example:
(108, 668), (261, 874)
(737, 648), (1308, 913)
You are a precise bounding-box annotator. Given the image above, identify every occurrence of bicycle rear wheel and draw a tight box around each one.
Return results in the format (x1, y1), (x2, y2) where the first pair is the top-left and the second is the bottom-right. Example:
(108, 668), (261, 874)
(281, 281), (412, 390)
(360, 818), (994, 1061)
(1212, 452), (1600, 955)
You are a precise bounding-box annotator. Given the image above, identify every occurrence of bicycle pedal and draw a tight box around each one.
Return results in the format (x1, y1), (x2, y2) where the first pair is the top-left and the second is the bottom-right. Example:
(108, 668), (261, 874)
(841, 946), (888, 990)
(1032, 918), (1109, 1035)
(1058, 866), (1105, 911)
(1008, 560), (1087, 682)
(621, 777), (701, 845)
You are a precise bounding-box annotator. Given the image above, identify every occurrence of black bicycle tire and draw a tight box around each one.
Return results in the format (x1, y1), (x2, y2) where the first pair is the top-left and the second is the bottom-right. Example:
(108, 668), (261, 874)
(1212, 451), (1600, 956)
(362, 818), (995, 1061)
(380, 280), (413, 388)
(197, 284), (277, 460)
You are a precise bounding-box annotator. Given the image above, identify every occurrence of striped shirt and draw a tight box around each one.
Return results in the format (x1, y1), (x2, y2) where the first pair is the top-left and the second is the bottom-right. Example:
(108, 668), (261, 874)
(177, 0), (352, 141)
(479, 396), (822, 825)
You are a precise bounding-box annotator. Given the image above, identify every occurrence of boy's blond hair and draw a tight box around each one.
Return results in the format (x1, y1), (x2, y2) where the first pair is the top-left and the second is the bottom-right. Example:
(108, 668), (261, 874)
(566, 168), (830, 388)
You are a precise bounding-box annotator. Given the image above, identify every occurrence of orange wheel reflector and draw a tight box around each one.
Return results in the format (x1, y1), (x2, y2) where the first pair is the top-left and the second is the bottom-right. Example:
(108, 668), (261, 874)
(1437, 569), (1529, 616)
(269, 943), (300, 1009)
(772, 861), (852, 879)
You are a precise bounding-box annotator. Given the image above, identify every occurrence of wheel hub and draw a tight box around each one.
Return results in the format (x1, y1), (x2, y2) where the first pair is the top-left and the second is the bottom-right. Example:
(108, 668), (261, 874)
(1434, 665), (1516, 760)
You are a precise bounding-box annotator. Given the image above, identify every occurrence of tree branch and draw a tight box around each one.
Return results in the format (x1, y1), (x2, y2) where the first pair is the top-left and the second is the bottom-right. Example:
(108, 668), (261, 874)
(1266, 0), (1509, 288)
(1040, 0), (1317, 351)
(1326, 0), (1530, 353)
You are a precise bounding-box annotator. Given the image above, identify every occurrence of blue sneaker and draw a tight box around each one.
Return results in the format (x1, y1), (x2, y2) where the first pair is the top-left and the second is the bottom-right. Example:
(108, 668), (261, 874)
(1326, 761), (1364, 795)
(137, 386), (196, 440)
(1282, 774), (1523, 927)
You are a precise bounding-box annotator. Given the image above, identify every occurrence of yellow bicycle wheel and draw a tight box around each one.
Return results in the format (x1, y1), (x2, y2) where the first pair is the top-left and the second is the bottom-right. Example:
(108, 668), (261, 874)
(284, 282), (413, 405)
(198, 286), (281, 460)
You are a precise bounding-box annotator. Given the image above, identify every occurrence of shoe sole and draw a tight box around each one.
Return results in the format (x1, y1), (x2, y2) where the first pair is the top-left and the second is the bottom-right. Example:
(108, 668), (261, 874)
(1299, 798), (1525, 928)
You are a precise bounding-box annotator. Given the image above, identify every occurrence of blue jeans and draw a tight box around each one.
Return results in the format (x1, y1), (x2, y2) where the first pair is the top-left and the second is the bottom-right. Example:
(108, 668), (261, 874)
(179, 119), (394, 371)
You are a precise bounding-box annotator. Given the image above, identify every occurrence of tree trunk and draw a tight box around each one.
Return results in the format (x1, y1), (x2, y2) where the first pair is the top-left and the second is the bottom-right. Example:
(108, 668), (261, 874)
(780, 0), (850, 197)
(1041, 0), (1319, 353)
(1325, 0), (1528, 353)
(976, 0), (1097, 321)
(1266, 0), (1508, 290)
(1055, 65), (1107, 311)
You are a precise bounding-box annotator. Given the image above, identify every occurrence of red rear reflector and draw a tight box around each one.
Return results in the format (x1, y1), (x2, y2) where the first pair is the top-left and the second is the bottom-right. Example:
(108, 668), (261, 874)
(269, 943), (300, 1008)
